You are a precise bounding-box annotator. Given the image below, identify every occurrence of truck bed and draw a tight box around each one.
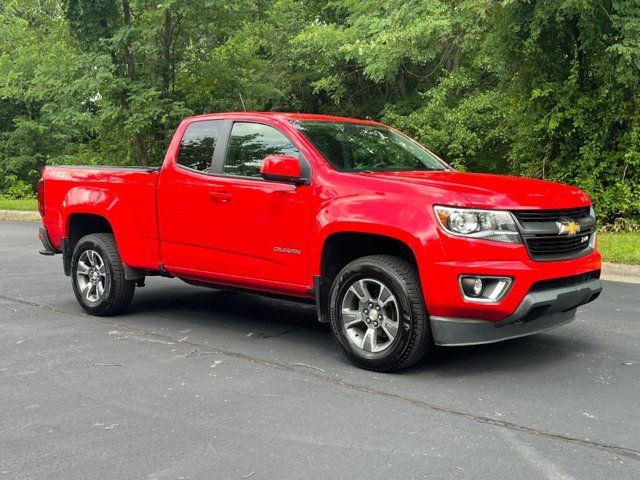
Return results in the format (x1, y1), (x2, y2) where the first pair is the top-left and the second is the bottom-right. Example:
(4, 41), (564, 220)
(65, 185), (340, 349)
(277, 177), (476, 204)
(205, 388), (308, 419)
(42, 165), (161, 271)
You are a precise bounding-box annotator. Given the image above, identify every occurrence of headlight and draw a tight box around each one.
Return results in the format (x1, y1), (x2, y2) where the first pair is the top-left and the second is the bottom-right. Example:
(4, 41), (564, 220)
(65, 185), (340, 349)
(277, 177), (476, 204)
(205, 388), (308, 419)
(434, 206), (522, 244)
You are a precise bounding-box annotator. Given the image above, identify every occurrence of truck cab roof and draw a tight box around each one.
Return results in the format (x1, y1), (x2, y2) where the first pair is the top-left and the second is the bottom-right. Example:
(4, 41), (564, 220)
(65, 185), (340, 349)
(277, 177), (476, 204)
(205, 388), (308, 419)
(184, 111), (382, 125)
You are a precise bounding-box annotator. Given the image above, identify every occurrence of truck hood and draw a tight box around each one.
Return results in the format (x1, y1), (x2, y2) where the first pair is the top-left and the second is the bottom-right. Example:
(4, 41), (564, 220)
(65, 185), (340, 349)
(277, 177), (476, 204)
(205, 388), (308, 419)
(359, 171), (590, 209)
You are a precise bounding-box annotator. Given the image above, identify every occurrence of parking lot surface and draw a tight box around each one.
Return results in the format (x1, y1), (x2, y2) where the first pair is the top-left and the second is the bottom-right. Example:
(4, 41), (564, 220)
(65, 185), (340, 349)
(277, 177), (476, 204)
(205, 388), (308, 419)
(1, 221), (639, 479)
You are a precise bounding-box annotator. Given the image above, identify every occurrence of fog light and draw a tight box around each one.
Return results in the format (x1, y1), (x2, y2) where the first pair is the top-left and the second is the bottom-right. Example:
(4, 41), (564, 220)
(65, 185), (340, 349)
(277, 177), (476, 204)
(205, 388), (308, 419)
(473, 278), (484, 296)
(460, 276), (512, 303)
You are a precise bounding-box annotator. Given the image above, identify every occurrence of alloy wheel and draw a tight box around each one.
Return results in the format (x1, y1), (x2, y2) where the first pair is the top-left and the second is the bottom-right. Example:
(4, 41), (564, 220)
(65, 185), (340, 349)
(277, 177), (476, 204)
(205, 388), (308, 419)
(75, 249), (107, 303)
(340, 278), (400, 353)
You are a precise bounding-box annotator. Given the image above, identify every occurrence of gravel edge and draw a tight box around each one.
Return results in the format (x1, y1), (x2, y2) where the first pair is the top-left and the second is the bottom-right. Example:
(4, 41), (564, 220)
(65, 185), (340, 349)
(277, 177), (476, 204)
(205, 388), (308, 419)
(0, 210), (40, 222)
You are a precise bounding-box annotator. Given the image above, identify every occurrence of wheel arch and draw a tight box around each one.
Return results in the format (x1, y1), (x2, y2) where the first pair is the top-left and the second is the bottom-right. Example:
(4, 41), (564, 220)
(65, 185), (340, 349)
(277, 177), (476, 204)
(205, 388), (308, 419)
(62, 213), (115, 276)
(314, 228), (422, 322)
(69, 231), (136, 316)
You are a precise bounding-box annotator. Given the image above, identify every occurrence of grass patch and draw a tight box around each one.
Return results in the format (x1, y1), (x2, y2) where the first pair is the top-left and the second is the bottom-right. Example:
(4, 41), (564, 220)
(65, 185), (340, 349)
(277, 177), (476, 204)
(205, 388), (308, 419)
(598, 232), (640, 265)
(0, 197), (38, 211)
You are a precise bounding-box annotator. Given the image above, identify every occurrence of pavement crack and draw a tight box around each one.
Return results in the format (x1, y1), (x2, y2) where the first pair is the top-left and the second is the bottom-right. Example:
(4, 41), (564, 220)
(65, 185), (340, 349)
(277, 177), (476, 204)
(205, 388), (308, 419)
(289, 362), (326, 372)
(255, 329), (299, 338)
(0, 242), (34, 248)
(2, 292), (639, 462)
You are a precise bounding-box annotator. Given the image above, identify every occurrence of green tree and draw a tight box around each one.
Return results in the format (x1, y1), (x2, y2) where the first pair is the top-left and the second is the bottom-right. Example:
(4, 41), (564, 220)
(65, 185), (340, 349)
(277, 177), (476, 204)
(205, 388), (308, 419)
(0, 0), (638, 223)
(0, 0), (98, 191)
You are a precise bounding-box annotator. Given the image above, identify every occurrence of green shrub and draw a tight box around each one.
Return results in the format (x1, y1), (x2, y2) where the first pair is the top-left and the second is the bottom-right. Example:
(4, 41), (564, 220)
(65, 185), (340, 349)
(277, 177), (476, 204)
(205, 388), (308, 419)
(3, 175), (35, 199)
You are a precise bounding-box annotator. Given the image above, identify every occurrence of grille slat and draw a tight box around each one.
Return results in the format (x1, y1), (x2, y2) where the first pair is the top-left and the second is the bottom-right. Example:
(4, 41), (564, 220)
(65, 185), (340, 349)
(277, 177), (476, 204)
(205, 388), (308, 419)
(529, 270), (601, 292)
(527, 236), (591, 247)
(511, 207), (594, 260)
(527, 236), (591, 244)
(529, 246), (587, 253)
(512, 207), (590, 223)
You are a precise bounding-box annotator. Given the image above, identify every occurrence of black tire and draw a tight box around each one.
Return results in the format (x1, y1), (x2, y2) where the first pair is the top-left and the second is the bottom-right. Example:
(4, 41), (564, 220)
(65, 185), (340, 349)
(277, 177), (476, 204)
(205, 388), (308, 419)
(71, 233), (135, 316)
(328, 255), (431, 372)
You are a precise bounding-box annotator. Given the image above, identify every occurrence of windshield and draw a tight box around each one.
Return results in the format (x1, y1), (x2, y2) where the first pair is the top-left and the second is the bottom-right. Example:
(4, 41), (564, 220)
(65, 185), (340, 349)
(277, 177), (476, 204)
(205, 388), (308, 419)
(293, 121), (449, 173)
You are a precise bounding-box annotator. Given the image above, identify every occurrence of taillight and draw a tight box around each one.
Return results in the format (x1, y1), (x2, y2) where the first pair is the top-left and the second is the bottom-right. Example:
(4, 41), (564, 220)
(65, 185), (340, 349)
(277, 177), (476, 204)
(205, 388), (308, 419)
(37, 178), (45, 217)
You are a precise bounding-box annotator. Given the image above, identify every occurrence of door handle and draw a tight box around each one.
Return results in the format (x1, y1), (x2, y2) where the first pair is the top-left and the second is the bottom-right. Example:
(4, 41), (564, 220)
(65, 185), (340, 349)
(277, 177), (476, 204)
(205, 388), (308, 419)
(210, 191), (233, 203)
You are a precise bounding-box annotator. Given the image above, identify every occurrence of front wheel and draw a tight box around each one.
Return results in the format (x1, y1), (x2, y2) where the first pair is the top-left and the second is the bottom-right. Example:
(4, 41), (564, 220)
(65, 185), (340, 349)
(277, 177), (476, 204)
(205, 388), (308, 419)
(328, 255), (432, 372)
(71, 233), (135, 316)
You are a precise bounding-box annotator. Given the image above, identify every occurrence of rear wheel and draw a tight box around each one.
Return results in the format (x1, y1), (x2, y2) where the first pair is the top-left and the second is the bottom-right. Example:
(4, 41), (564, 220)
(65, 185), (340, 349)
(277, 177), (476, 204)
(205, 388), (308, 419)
(328, 255), (432, 371)
(71, 233), (135, 316)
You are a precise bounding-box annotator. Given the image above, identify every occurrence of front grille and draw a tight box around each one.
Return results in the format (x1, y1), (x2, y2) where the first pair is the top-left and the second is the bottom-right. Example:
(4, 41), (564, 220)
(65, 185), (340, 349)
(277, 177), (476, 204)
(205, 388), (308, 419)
(512, 207), (590, 223)
(525, 234), (592, 257)
(530, 270), (600, 292)
(511, 207), (594, 261)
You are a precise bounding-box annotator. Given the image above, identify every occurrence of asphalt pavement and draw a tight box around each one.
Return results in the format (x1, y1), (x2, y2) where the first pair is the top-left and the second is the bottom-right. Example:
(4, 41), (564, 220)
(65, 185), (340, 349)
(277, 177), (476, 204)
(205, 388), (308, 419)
(1, 220), (639, 479)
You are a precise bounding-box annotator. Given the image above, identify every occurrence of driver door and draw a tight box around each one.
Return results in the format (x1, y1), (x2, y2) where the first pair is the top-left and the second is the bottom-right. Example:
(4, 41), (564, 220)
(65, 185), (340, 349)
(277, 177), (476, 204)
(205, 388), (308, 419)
(203, 121), (313, 287)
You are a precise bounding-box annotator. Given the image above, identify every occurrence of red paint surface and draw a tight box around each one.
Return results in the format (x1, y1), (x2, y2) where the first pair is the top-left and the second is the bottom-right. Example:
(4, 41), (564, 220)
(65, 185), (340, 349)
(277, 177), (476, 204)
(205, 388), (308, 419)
(39, 112), (601, 320)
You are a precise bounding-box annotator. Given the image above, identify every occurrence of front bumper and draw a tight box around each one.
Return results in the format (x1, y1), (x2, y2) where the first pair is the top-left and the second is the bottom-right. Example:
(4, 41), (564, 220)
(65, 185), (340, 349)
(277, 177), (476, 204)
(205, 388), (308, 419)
(421, 234), (602, 321)
(430, 278), (602, 346)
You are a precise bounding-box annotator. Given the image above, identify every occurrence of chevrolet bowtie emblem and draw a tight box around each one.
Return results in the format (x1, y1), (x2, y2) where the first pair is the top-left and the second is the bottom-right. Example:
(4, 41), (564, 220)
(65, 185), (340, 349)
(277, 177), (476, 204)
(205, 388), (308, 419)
(557, 219), (581, 236)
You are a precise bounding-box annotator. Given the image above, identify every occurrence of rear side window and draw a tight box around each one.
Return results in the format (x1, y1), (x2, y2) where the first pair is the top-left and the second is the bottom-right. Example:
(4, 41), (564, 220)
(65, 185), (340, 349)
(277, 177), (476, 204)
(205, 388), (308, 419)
(177, 121), (223, 172)
(224, 122), (299, 177)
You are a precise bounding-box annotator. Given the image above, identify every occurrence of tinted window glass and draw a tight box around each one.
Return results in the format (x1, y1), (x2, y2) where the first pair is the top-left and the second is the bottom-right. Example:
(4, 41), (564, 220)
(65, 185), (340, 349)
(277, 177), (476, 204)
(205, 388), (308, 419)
(224, 122), (299, 177)
(293, 121), (447, 172)
(177, 121), (222, 172)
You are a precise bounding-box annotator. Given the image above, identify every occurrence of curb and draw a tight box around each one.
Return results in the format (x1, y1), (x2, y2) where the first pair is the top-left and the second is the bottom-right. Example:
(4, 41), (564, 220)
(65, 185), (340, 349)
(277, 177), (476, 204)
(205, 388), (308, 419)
(0, 210), (40, 222)
(601, 262), (640, 285)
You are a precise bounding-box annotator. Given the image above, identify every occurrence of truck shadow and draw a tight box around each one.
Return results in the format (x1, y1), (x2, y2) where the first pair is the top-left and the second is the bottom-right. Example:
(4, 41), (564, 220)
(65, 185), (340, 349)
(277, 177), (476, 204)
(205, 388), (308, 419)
(126, 281), (337, 353)
(127, 280), (599, 375)
(418, 334), (598, 376)
(130, 283), (323, 330)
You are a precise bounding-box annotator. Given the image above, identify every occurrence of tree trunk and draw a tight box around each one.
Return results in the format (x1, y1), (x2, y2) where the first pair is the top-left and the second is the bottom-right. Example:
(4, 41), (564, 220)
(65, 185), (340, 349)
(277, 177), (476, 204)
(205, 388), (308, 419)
(569, 15), (587, 89)
(121, 0), (150, 165)
(445, 38), (460, 73)
(132, 134), (150, 166)
(397, 69), (407, 98)
(121, 0), (137, 81)
(161, 9), (173, 94)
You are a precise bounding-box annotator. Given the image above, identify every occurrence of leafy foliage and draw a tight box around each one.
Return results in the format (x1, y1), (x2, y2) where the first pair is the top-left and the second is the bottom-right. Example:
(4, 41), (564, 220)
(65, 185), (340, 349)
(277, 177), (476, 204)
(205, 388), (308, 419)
(0, 0), (638, 223)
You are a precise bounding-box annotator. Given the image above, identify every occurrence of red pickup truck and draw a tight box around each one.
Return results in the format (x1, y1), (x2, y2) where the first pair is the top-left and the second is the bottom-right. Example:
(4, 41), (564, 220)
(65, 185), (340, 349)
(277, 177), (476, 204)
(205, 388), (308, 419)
(38, 112), (602, 371)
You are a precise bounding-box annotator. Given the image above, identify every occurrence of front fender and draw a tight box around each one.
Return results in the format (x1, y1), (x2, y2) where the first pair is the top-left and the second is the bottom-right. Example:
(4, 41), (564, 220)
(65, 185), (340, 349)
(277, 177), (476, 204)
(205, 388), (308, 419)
(312, 193), (443, 275)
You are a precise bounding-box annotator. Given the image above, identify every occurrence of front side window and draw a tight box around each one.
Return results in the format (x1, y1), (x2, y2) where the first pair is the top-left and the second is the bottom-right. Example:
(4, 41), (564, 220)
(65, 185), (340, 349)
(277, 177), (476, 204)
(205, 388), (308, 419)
(224, 122), (299, 177)
(293, 121), (448, 173)
(177, 121), (223, 172)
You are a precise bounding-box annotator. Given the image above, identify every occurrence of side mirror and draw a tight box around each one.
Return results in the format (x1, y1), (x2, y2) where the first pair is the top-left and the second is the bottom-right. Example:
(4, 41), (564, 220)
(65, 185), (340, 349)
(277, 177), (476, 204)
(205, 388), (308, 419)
(260, 155), (308, 185)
